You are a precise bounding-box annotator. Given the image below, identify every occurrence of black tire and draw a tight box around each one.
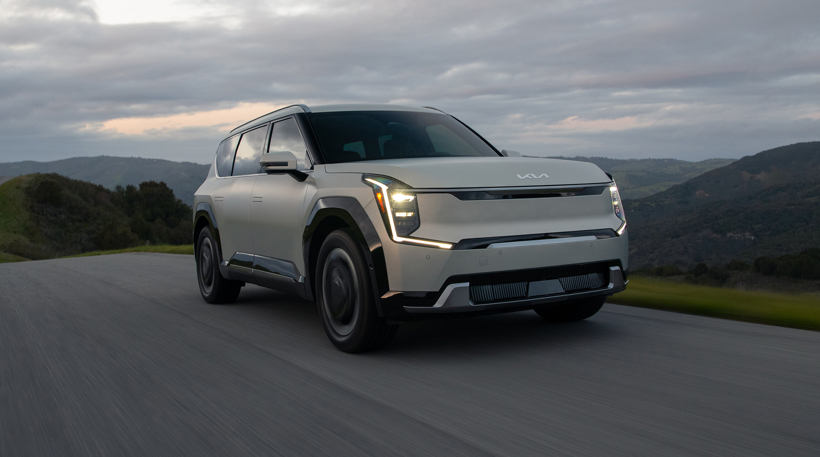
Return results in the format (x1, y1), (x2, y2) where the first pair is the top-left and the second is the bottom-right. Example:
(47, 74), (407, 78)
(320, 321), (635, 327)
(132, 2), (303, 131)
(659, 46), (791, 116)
(534, 297), (606, 322)
(196, 227), (242, 304)
(316, 228), (398, 353)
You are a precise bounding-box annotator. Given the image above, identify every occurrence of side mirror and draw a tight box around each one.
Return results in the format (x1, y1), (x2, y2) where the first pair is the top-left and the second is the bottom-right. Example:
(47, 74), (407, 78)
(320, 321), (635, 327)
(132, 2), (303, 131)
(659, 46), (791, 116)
(500, 149), (522, 157)
(260, 150), (297, 172)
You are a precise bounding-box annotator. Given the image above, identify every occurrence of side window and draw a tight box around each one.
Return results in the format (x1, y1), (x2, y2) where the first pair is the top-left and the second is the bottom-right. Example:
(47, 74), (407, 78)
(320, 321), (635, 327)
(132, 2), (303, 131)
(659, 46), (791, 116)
(232, 125), (268, 176)
(269, 118), (309, 169)
(216, 135), (239, 177)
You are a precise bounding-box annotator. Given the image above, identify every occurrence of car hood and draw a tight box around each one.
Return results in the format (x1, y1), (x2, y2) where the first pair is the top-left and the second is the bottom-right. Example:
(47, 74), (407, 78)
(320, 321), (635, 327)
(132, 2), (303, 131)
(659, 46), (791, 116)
(324, 156), (611, 189)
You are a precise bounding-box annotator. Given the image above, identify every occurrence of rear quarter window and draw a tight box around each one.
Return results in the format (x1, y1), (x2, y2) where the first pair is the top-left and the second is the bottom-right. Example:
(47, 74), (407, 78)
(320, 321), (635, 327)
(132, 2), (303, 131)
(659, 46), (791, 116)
(216, 135), (240, 177)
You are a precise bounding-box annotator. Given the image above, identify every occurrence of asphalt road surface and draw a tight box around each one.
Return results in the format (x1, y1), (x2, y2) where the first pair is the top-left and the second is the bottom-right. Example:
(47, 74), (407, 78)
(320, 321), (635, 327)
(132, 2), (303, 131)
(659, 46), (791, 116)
(2, 253), (819, 456)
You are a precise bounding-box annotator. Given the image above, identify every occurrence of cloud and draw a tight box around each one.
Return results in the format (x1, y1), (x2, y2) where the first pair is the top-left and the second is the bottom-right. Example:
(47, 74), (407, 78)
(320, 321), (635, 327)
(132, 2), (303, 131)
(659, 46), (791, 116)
(0, 0), (818, 164)
(92, 102), (286, 135)
(546, 116), (656, 133)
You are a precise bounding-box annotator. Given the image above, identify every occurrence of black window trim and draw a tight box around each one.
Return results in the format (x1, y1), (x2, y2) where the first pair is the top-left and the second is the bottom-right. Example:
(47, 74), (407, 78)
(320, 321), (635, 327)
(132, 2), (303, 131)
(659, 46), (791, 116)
(215, 113), (317, 178)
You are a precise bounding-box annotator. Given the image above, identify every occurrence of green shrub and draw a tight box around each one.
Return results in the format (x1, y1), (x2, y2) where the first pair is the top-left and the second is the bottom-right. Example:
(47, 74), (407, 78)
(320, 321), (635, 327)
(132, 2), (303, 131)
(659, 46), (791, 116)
(690, 263), (709, 277)
(652, 265), (684, 276)
(754, 257), (778, 275)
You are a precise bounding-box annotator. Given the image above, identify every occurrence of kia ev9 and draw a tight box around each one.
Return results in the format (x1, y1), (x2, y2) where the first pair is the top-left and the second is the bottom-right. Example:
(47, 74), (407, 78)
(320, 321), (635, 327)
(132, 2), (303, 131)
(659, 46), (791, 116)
(193, 104), (628, 352)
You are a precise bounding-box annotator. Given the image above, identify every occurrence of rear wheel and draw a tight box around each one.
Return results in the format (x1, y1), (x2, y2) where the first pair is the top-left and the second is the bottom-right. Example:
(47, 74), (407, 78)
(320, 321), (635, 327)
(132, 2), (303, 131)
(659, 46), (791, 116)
(196, 227), (242, 304)
(316, 229), (398, 353)
(534, 297), (606, 322)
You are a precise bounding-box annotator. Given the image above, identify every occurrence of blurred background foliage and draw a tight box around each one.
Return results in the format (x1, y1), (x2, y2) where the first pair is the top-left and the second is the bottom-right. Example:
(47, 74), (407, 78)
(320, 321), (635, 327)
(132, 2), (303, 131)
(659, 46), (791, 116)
(0, 173), (191, 261)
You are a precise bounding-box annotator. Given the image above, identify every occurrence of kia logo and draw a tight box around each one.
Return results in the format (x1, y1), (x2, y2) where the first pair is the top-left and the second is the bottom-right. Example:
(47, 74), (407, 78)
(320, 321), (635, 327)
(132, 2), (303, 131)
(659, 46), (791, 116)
(517, 173), (549, 179)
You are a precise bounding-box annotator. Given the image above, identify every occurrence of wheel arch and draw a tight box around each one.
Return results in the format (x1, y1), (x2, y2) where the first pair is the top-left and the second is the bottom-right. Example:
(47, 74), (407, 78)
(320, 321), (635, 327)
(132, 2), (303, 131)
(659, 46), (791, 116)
(194, 202), (226, 272)
(303, 197), (389, 314)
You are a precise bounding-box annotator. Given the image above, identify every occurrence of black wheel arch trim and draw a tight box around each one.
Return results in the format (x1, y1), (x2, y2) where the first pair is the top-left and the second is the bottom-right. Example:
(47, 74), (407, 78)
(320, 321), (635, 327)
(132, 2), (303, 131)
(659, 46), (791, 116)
(194, 202), (230, 278)
(303, 197), (389, 315)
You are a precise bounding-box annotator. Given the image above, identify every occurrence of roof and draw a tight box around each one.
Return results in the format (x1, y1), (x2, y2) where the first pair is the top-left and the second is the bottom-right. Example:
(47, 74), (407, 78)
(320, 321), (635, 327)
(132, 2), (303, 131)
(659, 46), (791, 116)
(309, 104), (440, 113)
(229, 103), (445, 134)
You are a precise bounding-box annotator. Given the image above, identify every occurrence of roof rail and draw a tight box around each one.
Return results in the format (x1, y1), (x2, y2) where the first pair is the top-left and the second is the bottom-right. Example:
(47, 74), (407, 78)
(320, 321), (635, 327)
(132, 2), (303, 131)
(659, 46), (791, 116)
(230, 104), (311, 133)
(422, 106), (448, 114)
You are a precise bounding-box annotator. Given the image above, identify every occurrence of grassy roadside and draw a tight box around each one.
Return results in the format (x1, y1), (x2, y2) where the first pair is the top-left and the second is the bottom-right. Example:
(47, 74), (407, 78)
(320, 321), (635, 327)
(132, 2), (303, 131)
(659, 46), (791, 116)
(64, 244), (194, 258)
(6, 244), (819, 332)
(0, 252), (29, 263)
(609, 277), (820, 331)
(1, 244), (194, 264)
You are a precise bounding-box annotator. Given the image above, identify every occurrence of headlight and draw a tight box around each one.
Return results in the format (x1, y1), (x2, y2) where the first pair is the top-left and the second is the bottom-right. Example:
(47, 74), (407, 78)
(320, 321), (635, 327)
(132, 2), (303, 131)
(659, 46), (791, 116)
(609, 183), (627, 235)
(363, 175), (452, 249)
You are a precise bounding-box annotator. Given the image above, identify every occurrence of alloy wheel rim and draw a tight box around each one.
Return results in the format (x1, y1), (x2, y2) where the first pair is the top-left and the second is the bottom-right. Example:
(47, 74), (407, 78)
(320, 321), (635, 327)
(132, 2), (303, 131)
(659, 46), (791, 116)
(322, 248), (360, 336)
(199, 238), (215, 294)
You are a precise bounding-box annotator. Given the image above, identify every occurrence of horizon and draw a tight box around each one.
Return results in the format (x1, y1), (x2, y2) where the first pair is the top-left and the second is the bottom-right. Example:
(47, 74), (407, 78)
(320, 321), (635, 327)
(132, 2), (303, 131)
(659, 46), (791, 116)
(1, 1), (819, 164)
(7, 140), (820, 167)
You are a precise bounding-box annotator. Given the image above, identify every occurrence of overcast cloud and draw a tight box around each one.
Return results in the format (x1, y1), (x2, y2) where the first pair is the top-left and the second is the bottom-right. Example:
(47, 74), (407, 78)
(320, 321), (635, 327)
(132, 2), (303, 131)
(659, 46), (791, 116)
(0, 0), (818, 164)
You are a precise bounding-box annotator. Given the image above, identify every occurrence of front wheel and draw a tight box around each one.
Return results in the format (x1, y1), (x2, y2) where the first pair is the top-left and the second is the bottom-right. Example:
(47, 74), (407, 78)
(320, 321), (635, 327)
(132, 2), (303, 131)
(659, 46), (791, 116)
(316, 229), (398, 353)
(534, 297), (606, 322)
(196, 227), (242, 304)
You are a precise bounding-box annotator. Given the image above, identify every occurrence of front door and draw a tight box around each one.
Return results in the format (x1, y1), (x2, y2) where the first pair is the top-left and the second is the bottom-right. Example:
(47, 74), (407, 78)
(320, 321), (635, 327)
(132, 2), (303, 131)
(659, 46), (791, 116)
(249, 117), (311, 281)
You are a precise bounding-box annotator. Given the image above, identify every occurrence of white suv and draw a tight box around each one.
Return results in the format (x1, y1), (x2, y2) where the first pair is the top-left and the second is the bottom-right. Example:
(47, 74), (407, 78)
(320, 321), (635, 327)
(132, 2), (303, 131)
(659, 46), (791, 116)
(193, 104), (628, 352)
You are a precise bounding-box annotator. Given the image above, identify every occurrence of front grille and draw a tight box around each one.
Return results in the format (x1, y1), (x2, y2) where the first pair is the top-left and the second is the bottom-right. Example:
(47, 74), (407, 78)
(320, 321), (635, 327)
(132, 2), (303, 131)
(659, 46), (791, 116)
(469, 263), (610, 304)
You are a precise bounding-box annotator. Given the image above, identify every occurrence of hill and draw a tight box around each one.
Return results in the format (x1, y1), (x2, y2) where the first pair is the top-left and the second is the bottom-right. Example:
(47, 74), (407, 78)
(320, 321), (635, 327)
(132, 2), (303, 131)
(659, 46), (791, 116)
(0, 174), (192, 261)
(550, 156), (735, 199)
(626, 142), (820, 269)
(0, 157), (209, 206)
(0, 155), (733, 205)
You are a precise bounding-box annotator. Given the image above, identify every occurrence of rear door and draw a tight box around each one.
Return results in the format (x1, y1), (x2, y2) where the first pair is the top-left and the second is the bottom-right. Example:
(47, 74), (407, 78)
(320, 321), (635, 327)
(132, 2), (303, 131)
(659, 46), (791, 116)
(212, 125), (267, 263)
(249, 117), (311, 281)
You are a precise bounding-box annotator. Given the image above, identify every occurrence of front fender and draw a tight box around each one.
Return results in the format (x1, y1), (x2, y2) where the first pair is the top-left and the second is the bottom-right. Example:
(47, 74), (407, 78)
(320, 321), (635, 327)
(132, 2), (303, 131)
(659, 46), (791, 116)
(303, 197), (389, 315)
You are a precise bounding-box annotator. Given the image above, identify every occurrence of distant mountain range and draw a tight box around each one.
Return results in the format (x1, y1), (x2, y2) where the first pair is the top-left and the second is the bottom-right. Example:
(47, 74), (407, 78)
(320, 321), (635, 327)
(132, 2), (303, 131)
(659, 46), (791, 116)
(2, 144), (817, 269)
(0, 155), (732, 204)
(626, 142), (820, 269)
(0, 157), (209, 206)
(549, 156), (735, 199)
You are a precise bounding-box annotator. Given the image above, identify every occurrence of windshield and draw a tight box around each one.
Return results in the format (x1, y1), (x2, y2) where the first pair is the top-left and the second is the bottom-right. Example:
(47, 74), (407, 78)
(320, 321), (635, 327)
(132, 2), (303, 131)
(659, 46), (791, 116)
(307, 111), (500, 163)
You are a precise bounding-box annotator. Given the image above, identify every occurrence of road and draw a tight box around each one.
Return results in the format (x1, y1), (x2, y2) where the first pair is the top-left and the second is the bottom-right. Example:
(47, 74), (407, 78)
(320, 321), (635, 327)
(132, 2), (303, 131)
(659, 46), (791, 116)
(1, 253), (818, 456)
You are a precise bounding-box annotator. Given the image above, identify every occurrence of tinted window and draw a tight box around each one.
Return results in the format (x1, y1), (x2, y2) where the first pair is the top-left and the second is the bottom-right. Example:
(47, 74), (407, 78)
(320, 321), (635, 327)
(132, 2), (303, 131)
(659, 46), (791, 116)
(232, 125), (268, 176)
(268, 118), (309, 169)
(343, 141), (366, 159)
(216, 135), (239, 177)
(307, 111), (499, 163)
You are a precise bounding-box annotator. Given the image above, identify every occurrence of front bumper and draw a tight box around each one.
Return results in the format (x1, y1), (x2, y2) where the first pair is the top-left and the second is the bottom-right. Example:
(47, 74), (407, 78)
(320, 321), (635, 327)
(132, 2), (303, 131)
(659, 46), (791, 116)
(408, 265), (625, 314)
(380, 264), (626, 320)
(361, 199), (629, 320)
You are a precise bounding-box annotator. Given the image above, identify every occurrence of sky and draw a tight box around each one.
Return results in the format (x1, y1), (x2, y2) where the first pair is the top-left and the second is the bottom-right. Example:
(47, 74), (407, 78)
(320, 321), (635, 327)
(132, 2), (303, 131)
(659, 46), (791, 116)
(0, 0), (818, 164)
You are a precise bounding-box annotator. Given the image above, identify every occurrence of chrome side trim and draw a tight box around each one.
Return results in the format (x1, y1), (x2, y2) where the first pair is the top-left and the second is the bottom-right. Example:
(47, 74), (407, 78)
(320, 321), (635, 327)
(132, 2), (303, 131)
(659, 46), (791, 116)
(487, 236), (598, 249)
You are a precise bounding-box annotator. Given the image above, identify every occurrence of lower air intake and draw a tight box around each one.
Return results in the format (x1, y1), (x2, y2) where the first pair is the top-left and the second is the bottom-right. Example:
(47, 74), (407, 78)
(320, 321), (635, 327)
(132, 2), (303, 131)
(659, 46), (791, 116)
(469, 262), (610, 304)
(559, 273), (607, 292)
